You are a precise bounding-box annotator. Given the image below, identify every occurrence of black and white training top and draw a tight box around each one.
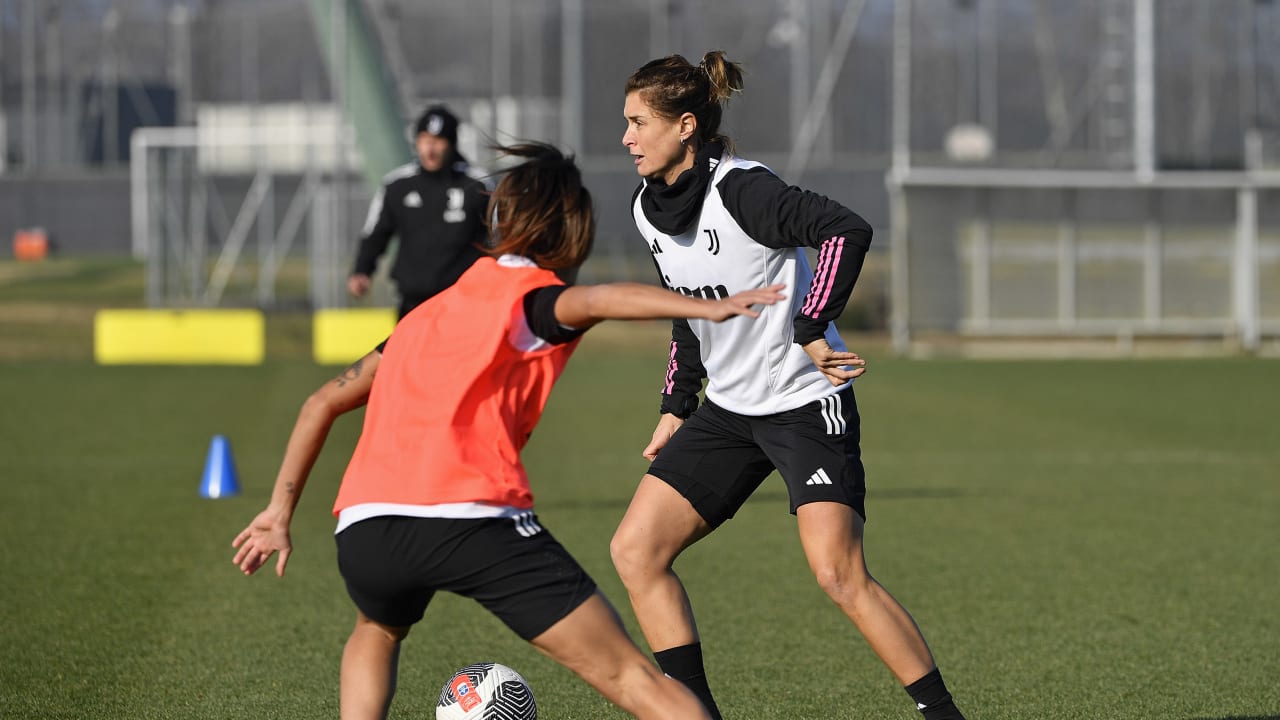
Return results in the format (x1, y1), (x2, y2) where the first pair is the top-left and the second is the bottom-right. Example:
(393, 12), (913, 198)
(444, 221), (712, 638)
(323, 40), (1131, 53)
(353, 161), (488, 299)
(631, 142), (872, 417)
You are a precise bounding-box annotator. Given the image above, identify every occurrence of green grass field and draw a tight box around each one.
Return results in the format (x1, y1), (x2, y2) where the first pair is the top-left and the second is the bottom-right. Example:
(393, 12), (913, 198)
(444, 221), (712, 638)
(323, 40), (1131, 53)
(0, 260), (1277, 719)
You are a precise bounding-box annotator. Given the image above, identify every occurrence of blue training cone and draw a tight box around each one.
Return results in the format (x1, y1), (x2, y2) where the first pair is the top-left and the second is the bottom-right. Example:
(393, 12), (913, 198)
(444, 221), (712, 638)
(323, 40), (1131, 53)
(200, 434), (241, 499)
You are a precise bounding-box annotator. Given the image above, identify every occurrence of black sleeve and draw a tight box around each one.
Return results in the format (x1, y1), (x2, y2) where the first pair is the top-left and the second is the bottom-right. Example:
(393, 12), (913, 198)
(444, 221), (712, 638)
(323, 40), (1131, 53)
(658, 319), (705, 418)
(718, 167), (872, 346)
(352, 184), (397, 276)
(631, 181), (702, 417)
(522, 285), (587, 346)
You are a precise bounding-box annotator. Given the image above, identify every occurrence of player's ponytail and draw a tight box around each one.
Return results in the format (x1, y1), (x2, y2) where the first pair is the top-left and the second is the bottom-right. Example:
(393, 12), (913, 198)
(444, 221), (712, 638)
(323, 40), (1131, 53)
(700, 50), (744, 106)
(485, 143), (595, 271)
(625, 50), (744, 152)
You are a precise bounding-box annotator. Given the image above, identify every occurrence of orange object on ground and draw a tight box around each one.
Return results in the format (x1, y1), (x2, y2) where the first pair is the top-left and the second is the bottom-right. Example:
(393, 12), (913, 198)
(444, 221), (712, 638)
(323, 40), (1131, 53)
(13, 228), (49, 261)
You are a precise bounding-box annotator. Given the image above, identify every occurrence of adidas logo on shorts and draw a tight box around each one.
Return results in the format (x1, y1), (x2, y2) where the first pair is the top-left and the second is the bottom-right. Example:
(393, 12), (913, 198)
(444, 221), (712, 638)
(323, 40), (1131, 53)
(806, 468), (833, 485)
(513, 511), (544, 537)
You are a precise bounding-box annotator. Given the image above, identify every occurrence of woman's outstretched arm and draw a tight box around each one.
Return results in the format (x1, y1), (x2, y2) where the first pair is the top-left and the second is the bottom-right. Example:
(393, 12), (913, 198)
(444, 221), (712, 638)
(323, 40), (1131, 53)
(552, 282), (785, 330)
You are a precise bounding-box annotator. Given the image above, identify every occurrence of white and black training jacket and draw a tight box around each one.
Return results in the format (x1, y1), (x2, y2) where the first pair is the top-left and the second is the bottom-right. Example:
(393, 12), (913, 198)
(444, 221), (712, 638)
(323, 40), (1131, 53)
(631, 142), (872, 417)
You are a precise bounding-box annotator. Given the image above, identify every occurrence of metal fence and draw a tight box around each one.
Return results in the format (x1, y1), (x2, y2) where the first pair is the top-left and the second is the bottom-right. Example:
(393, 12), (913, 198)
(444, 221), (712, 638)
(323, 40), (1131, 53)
(4, 0), (1280, 349)
(886, 0), (1280, 352)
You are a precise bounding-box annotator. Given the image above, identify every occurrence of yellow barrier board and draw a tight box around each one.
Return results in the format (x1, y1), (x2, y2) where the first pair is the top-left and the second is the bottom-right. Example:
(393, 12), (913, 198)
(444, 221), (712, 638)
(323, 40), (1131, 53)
(312, 308), (397, 365)
(94, 309), (265, 365)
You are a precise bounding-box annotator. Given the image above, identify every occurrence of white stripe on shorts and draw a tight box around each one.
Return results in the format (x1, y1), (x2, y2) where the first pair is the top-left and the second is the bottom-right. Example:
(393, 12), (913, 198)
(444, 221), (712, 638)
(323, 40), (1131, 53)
(819, 394), (846, 435)
(513, 510), (544, 538)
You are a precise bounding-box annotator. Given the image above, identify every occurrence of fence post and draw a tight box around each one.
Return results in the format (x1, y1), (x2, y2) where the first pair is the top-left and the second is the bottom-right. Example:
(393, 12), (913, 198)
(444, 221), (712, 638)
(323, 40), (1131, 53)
(1234, 186), (1260, 352)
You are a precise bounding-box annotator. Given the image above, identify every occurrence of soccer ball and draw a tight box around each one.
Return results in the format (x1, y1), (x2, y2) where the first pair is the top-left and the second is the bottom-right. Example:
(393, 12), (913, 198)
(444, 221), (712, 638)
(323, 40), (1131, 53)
(436, 662), (537, 719)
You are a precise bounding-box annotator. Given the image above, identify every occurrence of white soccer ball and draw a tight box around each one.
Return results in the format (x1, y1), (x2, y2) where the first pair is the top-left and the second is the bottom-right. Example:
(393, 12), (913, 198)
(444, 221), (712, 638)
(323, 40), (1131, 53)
(436, 662), (538, 720)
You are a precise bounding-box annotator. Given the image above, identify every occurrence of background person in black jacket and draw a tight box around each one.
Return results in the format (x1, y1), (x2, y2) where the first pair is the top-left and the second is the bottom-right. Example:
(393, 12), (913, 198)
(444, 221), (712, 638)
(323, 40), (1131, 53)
(347, 104), (488, 319)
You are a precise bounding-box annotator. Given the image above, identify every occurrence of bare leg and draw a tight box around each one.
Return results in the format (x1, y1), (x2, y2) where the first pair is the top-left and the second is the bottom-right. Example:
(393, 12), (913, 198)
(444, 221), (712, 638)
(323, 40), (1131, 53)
(609, 474), (712, 650)
(796, 501), (936, 684)
(339, 611), (411, 720)
(530, 592), (711, 719)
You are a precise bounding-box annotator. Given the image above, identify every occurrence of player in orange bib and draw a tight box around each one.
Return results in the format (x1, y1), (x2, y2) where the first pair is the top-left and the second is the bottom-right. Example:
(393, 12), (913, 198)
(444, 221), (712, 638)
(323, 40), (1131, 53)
(231, 142), (783, 720)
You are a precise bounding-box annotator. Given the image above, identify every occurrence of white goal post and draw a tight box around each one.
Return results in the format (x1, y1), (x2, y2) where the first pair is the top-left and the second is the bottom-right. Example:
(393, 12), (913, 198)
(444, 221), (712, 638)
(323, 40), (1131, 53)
(129, 115), (370, 311)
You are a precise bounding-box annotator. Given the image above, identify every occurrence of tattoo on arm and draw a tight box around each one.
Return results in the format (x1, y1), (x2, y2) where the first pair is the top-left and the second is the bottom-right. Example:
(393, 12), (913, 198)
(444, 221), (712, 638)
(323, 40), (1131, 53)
(335, 358), (364, 387)
(284, 482), (295, 497)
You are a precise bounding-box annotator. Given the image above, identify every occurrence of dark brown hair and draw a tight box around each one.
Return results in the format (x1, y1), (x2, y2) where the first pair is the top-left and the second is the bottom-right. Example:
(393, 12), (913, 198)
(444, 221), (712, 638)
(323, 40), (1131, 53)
(625, 50), (744, 151)
(485, 143), (595, 270)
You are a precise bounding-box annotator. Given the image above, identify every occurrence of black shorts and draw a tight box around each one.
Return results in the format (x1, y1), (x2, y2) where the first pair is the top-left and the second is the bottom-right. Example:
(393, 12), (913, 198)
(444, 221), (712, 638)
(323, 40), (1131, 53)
(647, 386), (866, 528)
(334, 512), (598, 641)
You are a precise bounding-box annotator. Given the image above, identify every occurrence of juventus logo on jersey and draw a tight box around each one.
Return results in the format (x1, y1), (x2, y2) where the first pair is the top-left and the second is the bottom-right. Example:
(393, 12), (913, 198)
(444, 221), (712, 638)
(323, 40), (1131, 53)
(443, 187), (466, 223)
(702, 228), (721, 255)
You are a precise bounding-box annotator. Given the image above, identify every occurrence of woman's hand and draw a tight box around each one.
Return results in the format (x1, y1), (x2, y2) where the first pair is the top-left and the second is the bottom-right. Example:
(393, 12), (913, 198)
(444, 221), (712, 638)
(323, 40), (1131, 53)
(706, 284), (786, 321)
(231, 508), (293, 578)
(802, 338), (866, 385)
(642, 413), (686, 461)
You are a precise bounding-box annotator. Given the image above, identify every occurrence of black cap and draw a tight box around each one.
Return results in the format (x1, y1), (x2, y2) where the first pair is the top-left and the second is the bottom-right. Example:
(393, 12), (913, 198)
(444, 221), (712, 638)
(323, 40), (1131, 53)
(414, 104), (459, 146)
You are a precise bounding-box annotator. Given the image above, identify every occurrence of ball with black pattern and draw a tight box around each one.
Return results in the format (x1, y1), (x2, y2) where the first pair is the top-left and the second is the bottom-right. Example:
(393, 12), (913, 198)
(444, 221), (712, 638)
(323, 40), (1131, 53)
(436, 662), (537, 720)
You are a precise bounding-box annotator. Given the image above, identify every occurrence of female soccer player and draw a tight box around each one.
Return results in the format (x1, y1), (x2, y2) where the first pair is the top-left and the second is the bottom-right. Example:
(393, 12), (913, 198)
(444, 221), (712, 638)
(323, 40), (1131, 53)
(611, 52), (967, 720)
(231, 143), (782, 720)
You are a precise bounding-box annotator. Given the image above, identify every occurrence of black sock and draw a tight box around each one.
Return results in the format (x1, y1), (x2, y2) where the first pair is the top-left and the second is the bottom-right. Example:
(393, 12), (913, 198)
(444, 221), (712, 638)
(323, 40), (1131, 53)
(904, 668), (965, 720)
(654, 642), (723, 720)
